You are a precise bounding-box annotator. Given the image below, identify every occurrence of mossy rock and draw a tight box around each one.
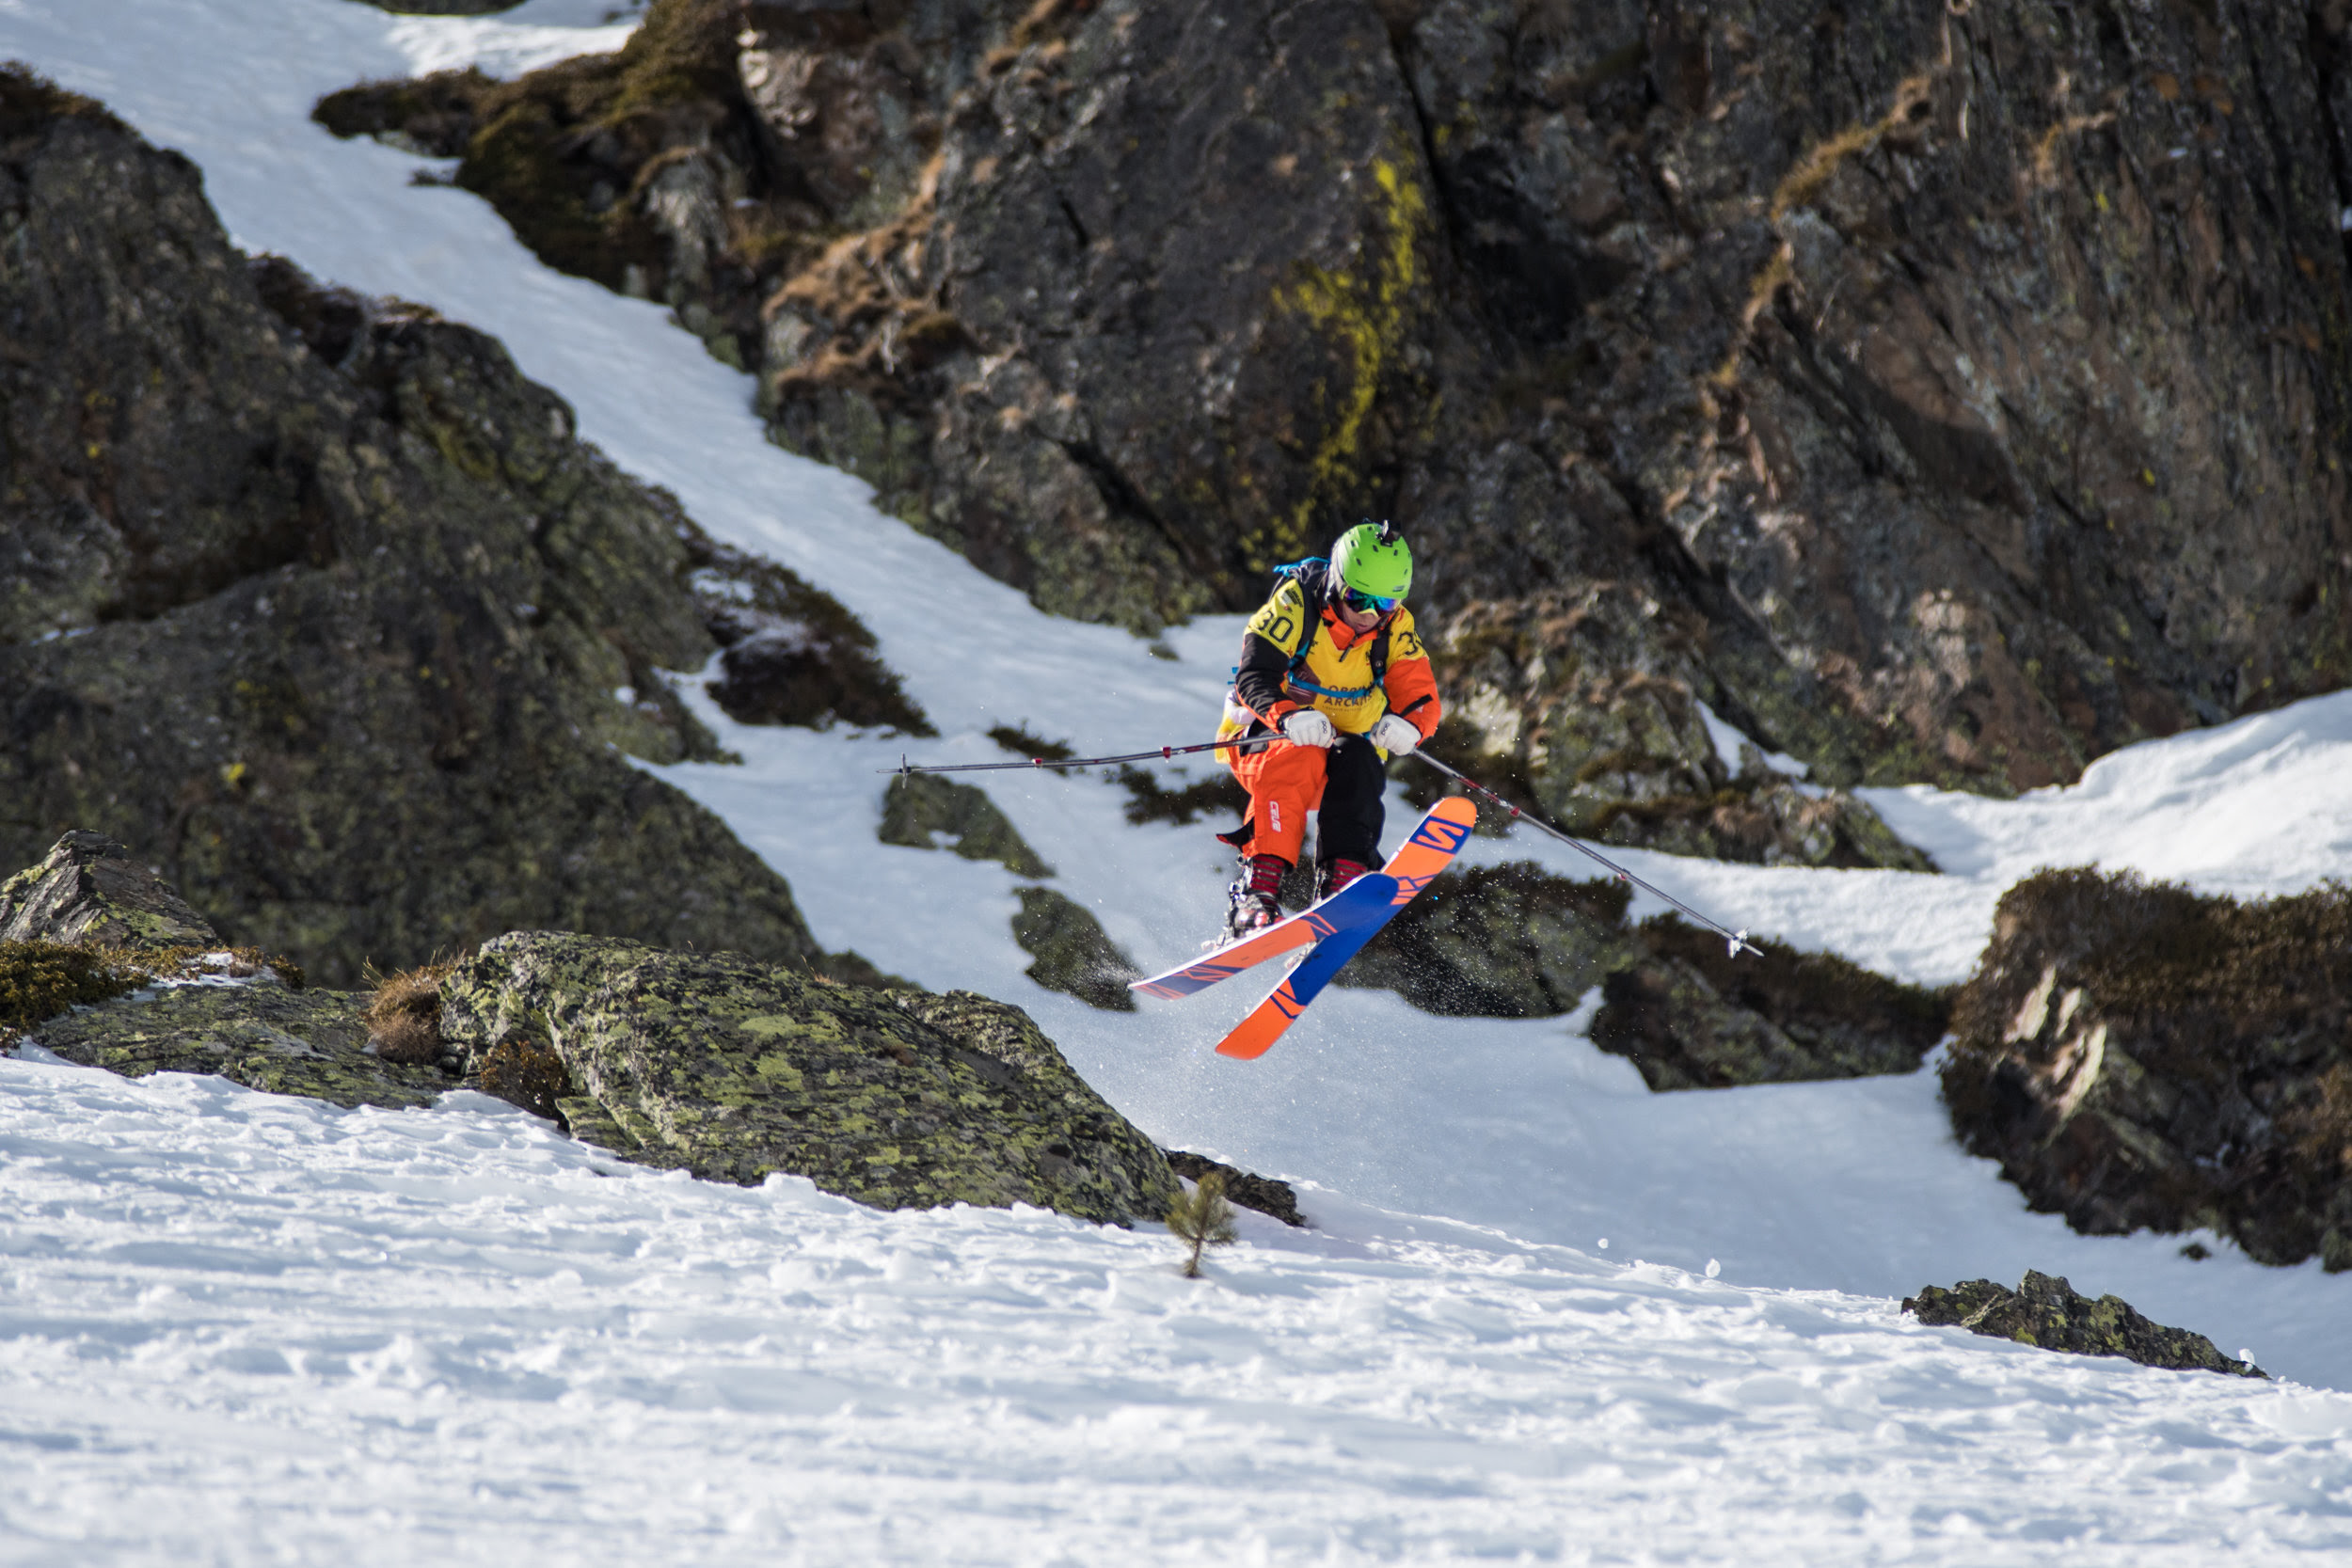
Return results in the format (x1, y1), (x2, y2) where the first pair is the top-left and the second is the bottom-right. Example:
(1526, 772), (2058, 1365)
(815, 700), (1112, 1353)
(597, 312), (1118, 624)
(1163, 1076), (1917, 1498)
(1340, 860), (1638, 1017)
(1944, 867), (2352, 1267)
(879, 773), (1051, 877)
(436, 930), (1176, 1221)
(27, 982), (448, 1111)
(0, 832), (222, 952)
(0, 940), (140, 1031)
(1010, 887), (1138, 1013)
(1903, 1271), (2264, 1378)
(1592, 918), (1953, 1090)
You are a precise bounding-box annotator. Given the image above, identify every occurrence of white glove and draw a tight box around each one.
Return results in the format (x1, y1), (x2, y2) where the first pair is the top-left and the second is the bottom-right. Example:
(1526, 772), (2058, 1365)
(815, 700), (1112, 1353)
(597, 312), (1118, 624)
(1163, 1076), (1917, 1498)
(1281, 709), (1338, 748)
(1369, 714), (1422, 754)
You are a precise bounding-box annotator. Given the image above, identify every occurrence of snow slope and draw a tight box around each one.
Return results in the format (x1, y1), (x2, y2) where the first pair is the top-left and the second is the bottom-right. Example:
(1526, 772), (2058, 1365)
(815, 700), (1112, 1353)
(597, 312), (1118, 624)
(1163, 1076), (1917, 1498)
(7, 1059), (2352, 1566)
(6, 2), (2352, 1558)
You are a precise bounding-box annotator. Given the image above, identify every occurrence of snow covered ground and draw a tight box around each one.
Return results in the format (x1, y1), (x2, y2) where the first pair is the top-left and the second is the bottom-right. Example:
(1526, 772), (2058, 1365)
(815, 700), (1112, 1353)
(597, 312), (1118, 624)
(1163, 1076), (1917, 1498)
(7, 2), (2352, 1560)
(9, 1062), (2352, 1566)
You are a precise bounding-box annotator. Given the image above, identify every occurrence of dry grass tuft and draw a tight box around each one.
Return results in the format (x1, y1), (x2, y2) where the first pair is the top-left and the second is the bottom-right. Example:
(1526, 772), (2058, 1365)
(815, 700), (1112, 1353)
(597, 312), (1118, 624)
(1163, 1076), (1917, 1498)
(0, 62), (129, 140)
(364, 958), (456, 1066)
(2029, 109), (2120, 186)
(1767, 72), (1937, 220)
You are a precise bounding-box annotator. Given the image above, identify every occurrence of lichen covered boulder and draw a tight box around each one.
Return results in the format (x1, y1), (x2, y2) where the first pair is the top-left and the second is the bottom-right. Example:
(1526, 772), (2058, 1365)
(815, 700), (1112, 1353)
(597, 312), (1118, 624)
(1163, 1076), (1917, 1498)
(0, 832), (221, 951)
(1903, 1271), (2265, 1379)
(27, 979), (445, 1111)
(437, 931), (1177, 1221)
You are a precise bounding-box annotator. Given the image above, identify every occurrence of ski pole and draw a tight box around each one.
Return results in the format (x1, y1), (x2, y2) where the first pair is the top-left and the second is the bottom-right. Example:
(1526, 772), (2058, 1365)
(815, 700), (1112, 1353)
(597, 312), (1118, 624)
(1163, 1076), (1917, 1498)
(1410, 752), (1762, 958)
(879, 734), (1285, 776)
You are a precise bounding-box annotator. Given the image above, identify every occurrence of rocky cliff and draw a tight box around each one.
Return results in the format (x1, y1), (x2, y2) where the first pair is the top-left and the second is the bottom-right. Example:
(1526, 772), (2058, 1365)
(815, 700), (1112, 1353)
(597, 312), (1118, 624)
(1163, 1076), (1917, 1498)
(1943, 866), (2352, 1271)
(0, 66), (920, 985)
(322, 0), (2352, 865)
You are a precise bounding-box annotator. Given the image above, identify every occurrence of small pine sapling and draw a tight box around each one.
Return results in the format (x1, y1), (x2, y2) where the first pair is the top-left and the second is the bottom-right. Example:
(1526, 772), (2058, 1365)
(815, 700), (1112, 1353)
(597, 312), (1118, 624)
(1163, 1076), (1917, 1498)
(1167, 1170), (1238, 1278)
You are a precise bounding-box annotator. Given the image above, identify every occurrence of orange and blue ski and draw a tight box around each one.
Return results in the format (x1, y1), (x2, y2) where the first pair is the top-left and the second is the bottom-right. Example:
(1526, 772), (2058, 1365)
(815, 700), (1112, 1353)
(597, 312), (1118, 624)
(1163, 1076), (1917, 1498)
(1129, 796), (1481, 1001)
(1375, 795), (1479, 903)
(1213, 898), (1393, 1059)
(1216, 796), (1477, 1060)
(1129, 866), (1398, 1000)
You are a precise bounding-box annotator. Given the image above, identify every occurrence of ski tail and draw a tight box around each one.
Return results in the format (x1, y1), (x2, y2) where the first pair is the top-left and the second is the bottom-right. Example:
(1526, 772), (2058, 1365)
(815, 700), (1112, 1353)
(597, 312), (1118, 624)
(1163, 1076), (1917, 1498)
(1213, 881), (1398, 1060)
(1214, 796), (1477, 1059)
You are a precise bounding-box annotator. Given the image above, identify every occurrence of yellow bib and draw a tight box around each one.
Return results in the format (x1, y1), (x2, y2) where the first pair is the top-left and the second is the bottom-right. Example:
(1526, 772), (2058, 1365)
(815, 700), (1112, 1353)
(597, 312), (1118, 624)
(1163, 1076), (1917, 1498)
(1223, 579), (1427, 737)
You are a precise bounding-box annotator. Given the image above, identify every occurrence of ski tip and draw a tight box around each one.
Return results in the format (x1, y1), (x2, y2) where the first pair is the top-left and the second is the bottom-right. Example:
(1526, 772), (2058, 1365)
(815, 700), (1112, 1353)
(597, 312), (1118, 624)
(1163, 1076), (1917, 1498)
(1431, 793), (1479, 828)
(1215, 1028), (1279, 1060)
(1215, 990), (1301, 1059)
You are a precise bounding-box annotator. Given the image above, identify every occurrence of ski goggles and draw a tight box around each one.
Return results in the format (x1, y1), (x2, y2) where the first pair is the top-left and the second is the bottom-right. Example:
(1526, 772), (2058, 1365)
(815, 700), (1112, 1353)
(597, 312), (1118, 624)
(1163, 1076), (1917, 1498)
(1342, 587), (1400, 614)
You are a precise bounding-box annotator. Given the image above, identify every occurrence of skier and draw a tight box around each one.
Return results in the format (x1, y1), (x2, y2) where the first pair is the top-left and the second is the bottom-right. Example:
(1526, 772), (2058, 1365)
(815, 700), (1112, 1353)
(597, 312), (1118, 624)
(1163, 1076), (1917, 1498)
(1216, 520), (1444, 940)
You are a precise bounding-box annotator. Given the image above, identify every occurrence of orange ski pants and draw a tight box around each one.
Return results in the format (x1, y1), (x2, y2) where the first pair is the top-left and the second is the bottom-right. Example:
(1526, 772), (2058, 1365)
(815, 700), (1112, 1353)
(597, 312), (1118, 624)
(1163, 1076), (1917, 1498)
(1228, 731), (1386, 867)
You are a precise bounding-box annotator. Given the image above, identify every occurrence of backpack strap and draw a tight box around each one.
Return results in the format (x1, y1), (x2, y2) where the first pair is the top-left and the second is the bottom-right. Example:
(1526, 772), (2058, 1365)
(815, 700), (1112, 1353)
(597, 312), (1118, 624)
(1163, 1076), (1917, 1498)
(1271, 555), (1394, 705)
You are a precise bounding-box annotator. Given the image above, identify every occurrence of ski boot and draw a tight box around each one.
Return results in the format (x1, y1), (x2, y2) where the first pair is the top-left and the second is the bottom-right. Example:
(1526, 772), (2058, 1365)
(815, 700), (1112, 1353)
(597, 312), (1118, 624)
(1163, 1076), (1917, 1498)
(1316, 857), (1372, 900)
(1222, 882), (1281, 942)
(1208, 854), (1288, 948)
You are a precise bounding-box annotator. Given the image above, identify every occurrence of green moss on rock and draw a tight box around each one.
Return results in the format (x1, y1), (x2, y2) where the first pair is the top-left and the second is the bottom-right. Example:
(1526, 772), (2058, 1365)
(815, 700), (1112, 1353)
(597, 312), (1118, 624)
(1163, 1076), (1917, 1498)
(878, 773), (1051, 877)
(1903, 1271), (2265, 1378)
(0, 941), (138, 1031)
(1010, 887), (1138, 1013)
(28, 982), (447, 1111)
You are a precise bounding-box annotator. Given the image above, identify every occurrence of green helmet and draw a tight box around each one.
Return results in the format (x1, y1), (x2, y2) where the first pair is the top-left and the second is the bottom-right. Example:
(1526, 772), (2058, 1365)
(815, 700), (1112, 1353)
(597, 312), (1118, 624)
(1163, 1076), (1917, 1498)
(1332, 519), (1412, 605)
